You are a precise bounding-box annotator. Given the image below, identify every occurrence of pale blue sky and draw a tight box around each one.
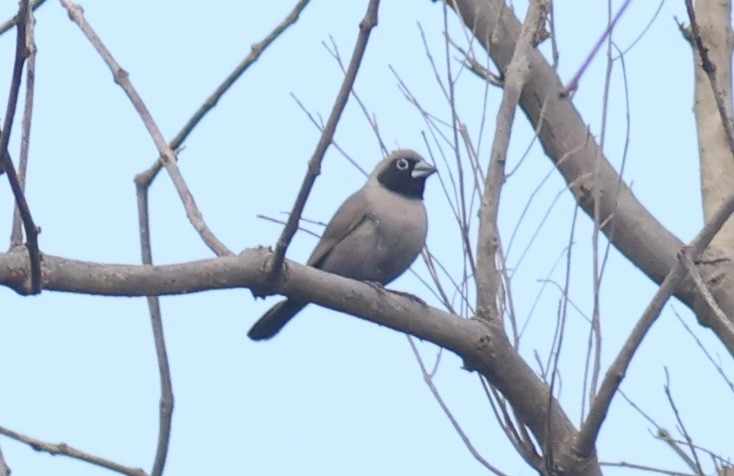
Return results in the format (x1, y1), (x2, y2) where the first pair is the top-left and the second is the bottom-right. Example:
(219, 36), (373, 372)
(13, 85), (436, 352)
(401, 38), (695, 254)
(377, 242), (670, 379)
(0, 1), (729, 475)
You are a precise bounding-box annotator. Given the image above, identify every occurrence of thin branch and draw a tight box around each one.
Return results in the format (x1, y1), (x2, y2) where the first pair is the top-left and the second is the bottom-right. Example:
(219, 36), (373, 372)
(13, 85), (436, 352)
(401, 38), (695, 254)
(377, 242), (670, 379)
(673, 307), (734, 395)
(136, 0), (311, 186)
(585, 0), (618, 410)
(290, 92), (368, 176)
(480, 376), (542, 470)
(572, 262), (685, 458)
(0, 0), (46, 36)
(60, 0), (231, 256)
(134, 182), (174, 476)
(270, 0), (381, 273)
(562, 0), (632, 94)
(662, 370), (704, 475)
(0, 424), (148, 476)
(1, 0), (41, 293)
(574, 180), (734, 457)
(12, 3), (37, 245)
(600, 460), (695, 476)
(434, 3), (480, 304)
(393, 64), (480, 280)
(475, 0), (548, 320)
(615, 0), (665, 58)
(255, 214), (322, 239)
(680, 251), (734, 337)
(407, 337), (507, 475)
(323, 35), (387, 155)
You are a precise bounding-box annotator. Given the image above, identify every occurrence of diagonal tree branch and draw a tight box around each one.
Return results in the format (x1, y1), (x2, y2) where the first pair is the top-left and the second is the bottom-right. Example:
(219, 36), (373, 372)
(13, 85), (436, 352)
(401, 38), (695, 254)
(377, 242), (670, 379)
(447, 0), (734, 471)
(135, 0), (312, 187)
(447, 0), (734, 353)
(0, 424), (148, 476)
(12, 2), (37, 246)
(270, 0), (381, 274)
(60, 0), (231, 256)
(0, 0), (46, 37)
(1, 0), (41, 293)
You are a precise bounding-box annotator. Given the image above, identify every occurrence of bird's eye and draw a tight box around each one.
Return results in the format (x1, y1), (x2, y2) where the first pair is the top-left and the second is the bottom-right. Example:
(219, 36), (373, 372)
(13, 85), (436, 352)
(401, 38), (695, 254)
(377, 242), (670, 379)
(396, 158), (410, 170)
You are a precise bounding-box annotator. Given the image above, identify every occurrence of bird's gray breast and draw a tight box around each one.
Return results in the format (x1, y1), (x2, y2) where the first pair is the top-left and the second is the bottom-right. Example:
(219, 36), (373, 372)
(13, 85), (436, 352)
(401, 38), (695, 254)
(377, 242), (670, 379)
(319, 185), (427, 284)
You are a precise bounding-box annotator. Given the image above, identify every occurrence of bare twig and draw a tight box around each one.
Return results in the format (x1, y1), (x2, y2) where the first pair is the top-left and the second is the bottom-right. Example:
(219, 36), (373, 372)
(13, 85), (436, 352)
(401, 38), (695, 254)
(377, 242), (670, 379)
(1, 0), (41, 293)
(549, 207), (578, 422)
(270, 0), (381, 273)
(680, 251), (734, 336)
(562, 0), (632, 94)
(407, 337), (507, 475)
(673, 307), (734, 394)
(662, 370), (704, 474)
(0, 424), (148, 476)
(480, 376), (542, 470)
(615, 0), (665, 58)
(585, 0), (618, 411)
(255, 214), (321, 239)
(451, 30), (503, 86)
(392, 64), (480, 281)
(12, 4), (37, 245)
(324, 36), (387, 155)
(290, 92), (368, 176)
(656, 432), (733, 475)
(0, 0), (46, 36)
(600, 460), (696, 476)
(60, 0), (231, 256)
(574, 180), (734, 457)
(572, 263), (684, 457)
(136, 0), (311, 186)
(434, 4), (480, 304)
(588, 44), (633, 411)
(134, 182), (174, 476)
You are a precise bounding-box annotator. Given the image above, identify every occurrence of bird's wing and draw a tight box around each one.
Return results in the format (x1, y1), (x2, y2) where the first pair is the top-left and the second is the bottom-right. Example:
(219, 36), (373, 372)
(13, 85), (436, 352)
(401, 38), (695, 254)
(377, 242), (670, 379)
(307, 189), (370, 268)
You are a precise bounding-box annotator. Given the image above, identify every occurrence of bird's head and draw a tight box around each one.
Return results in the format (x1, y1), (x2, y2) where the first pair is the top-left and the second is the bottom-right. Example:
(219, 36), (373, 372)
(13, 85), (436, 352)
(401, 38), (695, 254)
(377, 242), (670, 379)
(372, 150), (436, 199)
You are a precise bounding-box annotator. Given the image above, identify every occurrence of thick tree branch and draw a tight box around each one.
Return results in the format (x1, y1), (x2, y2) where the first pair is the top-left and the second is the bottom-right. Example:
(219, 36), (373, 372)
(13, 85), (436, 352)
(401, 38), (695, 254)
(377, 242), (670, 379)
(446, 0), (734, 472)
(447, 0), (734, 352)
(0, 244), (587, 475)
(575, 180), (734, 456)
(686, 0), (734, 257)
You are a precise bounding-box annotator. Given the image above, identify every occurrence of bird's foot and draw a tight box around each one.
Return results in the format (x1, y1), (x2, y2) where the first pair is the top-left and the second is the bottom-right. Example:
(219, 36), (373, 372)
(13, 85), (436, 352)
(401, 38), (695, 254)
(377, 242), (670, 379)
(388, 289), (426, 306)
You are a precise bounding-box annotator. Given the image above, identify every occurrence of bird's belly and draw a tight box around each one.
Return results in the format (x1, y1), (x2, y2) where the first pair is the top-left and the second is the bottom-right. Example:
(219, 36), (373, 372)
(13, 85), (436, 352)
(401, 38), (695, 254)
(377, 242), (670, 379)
(320, 203), (427, 284)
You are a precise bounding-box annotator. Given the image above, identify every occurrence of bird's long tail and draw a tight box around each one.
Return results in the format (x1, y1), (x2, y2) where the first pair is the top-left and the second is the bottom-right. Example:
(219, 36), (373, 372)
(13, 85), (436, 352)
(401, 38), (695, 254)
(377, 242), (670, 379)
(248, 299), (306, 341)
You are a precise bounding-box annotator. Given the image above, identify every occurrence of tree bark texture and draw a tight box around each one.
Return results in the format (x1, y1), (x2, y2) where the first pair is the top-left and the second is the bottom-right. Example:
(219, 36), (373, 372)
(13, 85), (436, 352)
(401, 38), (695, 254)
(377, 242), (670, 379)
(692, 0), (734, 256)
(448, 0), (734, 356)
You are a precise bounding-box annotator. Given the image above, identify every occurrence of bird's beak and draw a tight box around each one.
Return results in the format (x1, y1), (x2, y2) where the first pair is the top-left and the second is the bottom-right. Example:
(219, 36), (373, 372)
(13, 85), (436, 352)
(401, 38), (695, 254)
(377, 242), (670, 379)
(411, 160), (437, 179)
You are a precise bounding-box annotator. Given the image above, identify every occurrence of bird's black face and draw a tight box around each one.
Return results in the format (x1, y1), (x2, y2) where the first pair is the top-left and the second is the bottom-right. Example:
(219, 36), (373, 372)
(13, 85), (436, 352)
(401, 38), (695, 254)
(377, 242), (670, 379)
(377, 154), (436, 199)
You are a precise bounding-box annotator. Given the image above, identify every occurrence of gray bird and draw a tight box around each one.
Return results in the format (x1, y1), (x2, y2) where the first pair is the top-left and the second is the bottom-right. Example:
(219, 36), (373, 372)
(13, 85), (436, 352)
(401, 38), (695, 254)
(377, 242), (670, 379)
(248, 149), (436, 341)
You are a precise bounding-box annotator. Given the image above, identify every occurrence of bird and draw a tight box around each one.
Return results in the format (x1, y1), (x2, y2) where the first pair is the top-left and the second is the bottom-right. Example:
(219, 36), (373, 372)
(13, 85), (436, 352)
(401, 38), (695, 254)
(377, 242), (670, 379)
(248, 149), (436, 341)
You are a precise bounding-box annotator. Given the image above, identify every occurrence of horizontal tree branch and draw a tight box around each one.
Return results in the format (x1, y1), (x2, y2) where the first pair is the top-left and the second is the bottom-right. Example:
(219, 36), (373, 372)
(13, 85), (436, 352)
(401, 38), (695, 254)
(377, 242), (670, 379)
(0, 245), (574, 462)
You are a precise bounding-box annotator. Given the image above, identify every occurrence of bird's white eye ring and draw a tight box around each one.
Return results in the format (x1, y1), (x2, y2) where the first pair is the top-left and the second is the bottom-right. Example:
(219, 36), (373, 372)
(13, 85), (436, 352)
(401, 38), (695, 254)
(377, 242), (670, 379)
(396, 158), (410, 170)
